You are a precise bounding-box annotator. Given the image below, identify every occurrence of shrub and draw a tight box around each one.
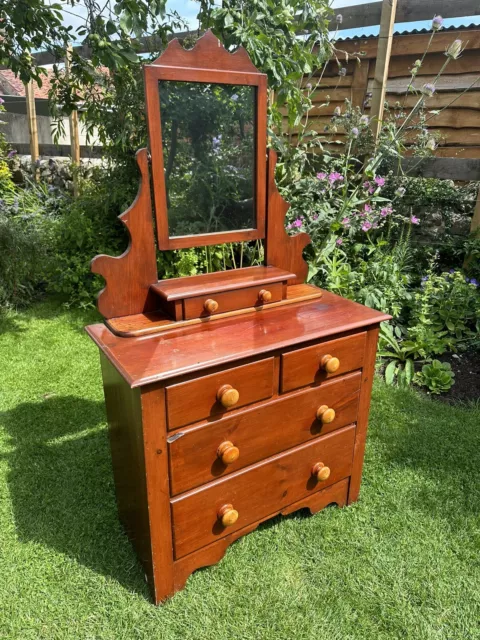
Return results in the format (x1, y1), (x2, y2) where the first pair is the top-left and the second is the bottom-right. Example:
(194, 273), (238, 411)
(415, 360), (455, 395)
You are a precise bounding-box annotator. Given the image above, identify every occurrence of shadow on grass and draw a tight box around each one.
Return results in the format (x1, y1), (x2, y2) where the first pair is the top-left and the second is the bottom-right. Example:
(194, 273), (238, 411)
(1, 395), (150, 600)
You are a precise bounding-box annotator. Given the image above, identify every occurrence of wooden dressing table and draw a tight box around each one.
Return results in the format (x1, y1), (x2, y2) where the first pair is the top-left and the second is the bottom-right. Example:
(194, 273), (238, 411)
(86, 30), (390, 604)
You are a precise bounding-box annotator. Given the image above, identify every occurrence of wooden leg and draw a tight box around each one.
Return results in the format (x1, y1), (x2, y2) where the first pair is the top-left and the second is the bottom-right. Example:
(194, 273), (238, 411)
(348, 325), (380, 504)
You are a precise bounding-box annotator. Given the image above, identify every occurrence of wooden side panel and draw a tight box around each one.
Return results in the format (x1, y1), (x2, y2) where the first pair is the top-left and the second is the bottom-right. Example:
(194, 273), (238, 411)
(169, 372), (361, 495)
(281, 332), (367, 393)
(140, 386), (175, 604)
(348, 325), (380, 504)
(91, 149), (158, 319)
(99, 354), (154, 581)
(265, 149), (311, 284)
(171, 425), (355, 558)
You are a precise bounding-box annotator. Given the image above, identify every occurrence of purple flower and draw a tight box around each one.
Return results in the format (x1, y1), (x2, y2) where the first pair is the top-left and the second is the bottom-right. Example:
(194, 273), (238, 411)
(360, 115), (370, 126)
(449, 269), (455, 274)
(316, 172), (327, 180)
(351, 127), (359, 138)
(336, 237), (343, 245)
(338, 67), (347, 77)
(422, 83), (436, 97)
(0, 97), (4, 105)
(328, 172), (344, 184)
(292, 219), (303, 228)
(362, 221), (372, 232)
(7, 149), (17, 158)
(470, 278), (478, 287)
(374, 176), (385, 187)
(410, 215), (420, 225)
(231, 94), (239, 102)
(363, 181), (371, 190)
(364, 204), (372, 213)
(432, 15), (444, 31)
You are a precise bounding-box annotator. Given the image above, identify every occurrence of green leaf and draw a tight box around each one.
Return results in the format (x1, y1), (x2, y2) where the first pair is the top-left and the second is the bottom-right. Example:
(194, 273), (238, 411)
(385, 361), (396, 386)
(405, 359), (414, 385)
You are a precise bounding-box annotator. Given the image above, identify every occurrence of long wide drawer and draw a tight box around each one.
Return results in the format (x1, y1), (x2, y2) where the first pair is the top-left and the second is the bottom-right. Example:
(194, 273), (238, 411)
(281, 332), (366, 392)
(168, 371), (361, 495)
(166, 358), (275, 430)
(171, 424), (356, 558)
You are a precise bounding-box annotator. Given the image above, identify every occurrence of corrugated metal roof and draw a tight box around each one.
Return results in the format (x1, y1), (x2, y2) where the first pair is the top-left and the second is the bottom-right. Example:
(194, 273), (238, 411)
(335, 21), (480, 42)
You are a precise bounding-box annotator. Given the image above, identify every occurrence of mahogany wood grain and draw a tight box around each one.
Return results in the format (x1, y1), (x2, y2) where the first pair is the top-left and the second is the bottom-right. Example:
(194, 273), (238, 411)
(173, 478), (349, 595)
(144, 30), (268, 250)
(183, 282), (283, 320)
(168, 372), (361, 495)
(348, 325), (380, 505)
(139, 384), (175, 604)
(171, 425), (355, 558)
(151, 266), (294, 300)
(166, 358), (275, 430)
(265, 149), (310, 285)
(281, 332), (367, 393)
(91, 149), (158, 319)
(100, 355), (154, 578)
(86, 292), (390, 387)
(105, 283), (323, 338)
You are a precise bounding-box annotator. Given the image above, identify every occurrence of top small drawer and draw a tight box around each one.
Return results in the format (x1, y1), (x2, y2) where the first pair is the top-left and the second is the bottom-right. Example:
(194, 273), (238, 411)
(281, 332), (366, 392)
(166, 358), (275, 430)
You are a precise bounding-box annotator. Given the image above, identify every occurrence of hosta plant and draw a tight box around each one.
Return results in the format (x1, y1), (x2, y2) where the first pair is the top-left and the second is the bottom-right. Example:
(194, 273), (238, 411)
(415, 360), (455, 394)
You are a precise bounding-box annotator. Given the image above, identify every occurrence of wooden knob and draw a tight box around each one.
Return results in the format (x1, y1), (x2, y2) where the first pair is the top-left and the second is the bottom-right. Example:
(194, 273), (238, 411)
(320, 354), (340, 374)
(258, 289), (272, 304)
(217, 504), (239, 527)
(217, 441), (240, 465)
(316, 405), (336, 424)
(204, 298), (219, 314)
(312, 462), (331, 482)
(216, 384), (240, 408)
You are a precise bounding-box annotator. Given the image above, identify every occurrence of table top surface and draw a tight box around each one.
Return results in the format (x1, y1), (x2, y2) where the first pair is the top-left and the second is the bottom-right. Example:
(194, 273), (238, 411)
(86, 290), (391, 388)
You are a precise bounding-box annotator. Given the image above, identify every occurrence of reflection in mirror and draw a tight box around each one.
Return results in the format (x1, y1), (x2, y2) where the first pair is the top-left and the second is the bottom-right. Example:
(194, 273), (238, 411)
(159, 81), (256, 238)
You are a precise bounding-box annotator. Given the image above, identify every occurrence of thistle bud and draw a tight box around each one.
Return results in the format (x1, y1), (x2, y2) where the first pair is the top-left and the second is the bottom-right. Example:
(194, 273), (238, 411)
(336, 14), (343, 24)
(432, 16), (444, 31)
(426, 138), (437, 151)
(446, 39), (463, 60)
(422, 83), (436, 97)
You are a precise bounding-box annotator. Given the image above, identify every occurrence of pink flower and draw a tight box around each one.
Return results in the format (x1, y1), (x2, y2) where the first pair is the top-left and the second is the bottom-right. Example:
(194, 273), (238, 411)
(341, 217), (350, 226)
(410, 215), (420, 225)
(380, 207), (392, 217)
(292, 219), (303, 228)
(316, 172), (327, 180)
(374, 176), (385, 187)
(328, 172), (344, 184)
(312, 214), (319, 221)
(363, 181), (371, 190)
(362, 221), (372, 232)
(336, 237), (343, 245)
(364, 204), (372, 213)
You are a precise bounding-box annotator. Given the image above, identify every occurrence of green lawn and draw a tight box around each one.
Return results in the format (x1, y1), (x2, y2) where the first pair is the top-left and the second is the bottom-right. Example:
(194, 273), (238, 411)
(0, 301), (479, 640)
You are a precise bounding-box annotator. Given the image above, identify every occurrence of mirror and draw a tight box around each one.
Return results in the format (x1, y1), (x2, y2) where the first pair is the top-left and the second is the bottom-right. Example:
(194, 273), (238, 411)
(158, 81), (256, 238)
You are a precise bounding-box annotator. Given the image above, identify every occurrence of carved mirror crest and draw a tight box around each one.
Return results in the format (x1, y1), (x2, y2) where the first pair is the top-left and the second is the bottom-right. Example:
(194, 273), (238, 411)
(144, 30), (268, 250)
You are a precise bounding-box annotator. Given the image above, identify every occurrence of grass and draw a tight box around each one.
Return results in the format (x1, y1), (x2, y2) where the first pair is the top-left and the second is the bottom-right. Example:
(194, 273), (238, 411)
(0, 300), (479, 640)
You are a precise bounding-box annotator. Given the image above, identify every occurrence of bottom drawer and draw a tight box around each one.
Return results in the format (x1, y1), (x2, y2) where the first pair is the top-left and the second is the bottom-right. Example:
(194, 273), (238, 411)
(171, 424), (356, 558)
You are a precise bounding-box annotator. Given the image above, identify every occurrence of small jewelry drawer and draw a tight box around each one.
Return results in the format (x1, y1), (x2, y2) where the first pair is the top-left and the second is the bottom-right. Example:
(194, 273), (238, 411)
(168, 371), (361, 495)
(183, 282), (284, 320)
(170, 424), (356, 559)
(166, 358), (275, 430)
(281, 332), (366, 393)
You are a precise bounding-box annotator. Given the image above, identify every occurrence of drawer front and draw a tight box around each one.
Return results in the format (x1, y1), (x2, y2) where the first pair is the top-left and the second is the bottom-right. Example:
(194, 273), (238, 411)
(169, 371), (361, 495)
(166, 358), (275, 430)
(281, 332), (366, 393)
(171, 425), (356, 558)
(183, 282), (284, 320)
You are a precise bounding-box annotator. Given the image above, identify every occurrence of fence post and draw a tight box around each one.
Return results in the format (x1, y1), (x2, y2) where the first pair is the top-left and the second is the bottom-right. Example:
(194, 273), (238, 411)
(24, 79), (39, 179)
(369, 0), (397, 143)
(65, 46), (81, 196)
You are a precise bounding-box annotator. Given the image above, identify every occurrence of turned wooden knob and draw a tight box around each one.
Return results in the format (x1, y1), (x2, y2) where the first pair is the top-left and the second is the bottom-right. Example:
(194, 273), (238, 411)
(217, 441), (240, 465)
(258, 289), (272, 304)
(217, 504), (239, 527)
(316, 405), (336, 424)
(312, 462), (331, 482)
(216, 384), (240, 408)
(320, 354), (340, 374)
(204, 298), (219, 314)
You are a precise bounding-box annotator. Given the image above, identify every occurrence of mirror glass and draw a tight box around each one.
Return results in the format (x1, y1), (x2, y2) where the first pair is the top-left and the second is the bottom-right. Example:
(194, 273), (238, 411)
(158, 80), (256, 238)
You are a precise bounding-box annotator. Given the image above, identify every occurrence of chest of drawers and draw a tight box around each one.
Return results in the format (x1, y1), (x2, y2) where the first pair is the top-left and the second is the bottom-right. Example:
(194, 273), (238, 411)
(87, 291), (389, 603)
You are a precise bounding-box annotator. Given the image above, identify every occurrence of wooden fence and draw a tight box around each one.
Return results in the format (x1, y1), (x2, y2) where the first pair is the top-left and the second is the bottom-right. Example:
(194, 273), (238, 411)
(287, 28), (480, 159)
